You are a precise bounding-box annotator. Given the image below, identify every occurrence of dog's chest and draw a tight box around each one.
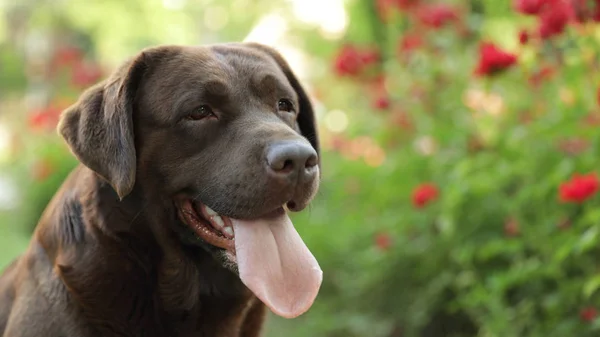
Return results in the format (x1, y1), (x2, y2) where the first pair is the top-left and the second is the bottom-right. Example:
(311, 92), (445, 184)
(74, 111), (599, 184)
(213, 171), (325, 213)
(154, 251), (260, 336)
(166, 296), (261, 337)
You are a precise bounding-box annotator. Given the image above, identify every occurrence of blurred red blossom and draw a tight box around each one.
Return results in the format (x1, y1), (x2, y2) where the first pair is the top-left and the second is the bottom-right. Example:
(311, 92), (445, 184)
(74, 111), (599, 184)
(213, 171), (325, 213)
(514, 0), (587, 38)
(557, 138), (590, 155)
(538, 0), (574, 39)
(504, 218), (520, 237)
(359, 49), (380, 65)
(373, 96), (391, 110)
(528, 65), (556, 87)
(391, 110), (413, 130)
(412, 183), (439, 208)
(51, 45), (84, 69)
(416, 4), (459, 28)
(559, 172), (599, 203)
(366, 76), (390, 110)
(474, 42), (518, 76)
(374, 232), (393, 251)
(333, 44), (379, 77)
(71, 61), (103, 88)
(580, 307), (598, 322)
(514, 0), (545, 15)
(28, 103), (66, 131)
(376, 0), (420, 20)
(399, 33), (423, 55)
(582, 111), (600, 126)
(328, 135), (350, 152)
(570, 0), (600, 22)
(368, 75), (386, 92)
(394, 0), (419, 10)
(334, 45), (364, 77)
(518, 30), (530, 44)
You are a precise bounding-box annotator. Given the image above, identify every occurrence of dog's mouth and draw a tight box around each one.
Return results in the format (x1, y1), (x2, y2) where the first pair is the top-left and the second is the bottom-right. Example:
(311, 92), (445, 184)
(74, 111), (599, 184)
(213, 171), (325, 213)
(176, 198), (236, 254)
(174, 197), (323, 319)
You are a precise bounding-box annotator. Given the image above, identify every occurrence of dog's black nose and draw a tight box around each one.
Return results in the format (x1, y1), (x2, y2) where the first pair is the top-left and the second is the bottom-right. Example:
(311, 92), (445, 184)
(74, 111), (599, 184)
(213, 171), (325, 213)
(266, 141), (318, 179)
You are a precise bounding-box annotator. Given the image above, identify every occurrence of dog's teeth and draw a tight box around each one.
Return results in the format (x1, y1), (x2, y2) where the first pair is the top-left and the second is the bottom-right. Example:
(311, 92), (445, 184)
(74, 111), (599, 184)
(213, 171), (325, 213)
(205, 205), (218, 216)
(213, 215), (225, 228)
(223, 226), (234, 237)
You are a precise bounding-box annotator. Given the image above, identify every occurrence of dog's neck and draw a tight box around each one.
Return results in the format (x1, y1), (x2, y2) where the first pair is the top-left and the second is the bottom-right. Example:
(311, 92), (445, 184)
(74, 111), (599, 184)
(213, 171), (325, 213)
(34, 165), (258, 336)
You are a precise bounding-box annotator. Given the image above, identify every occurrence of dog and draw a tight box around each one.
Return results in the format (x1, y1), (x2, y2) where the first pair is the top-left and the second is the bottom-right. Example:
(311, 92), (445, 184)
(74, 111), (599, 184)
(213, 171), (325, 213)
(0, 42), (323, 337)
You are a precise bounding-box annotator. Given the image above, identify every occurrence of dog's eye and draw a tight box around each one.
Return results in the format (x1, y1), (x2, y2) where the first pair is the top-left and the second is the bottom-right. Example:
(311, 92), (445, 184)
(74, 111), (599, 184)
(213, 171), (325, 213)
(277, 99), (294, 113)
(187, 105), (214, 121)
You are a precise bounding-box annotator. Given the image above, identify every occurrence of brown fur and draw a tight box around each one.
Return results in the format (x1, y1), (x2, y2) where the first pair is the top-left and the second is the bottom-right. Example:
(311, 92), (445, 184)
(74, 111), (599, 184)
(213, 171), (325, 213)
(0, 43), (320, 337)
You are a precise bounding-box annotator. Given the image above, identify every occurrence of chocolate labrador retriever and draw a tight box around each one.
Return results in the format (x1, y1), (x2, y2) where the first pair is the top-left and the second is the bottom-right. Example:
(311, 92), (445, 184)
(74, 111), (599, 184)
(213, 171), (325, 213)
(0, 42), (323, 337)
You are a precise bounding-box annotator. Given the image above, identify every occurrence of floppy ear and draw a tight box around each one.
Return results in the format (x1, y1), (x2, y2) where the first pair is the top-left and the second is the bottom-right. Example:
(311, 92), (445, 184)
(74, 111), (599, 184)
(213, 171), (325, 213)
(244, 43), (320, 159)
(57, 53), (149, 200)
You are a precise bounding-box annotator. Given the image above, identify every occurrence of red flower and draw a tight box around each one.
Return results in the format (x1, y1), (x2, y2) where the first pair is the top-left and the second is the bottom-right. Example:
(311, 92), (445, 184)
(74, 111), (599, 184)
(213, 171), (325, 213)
(360, 49), (380, 65)
(518, 30), (530, 44)
(374, 232), (393, 251)
(399, 33), (423, 54)
(594, 0), (600, 21)
(412, 183), (439, 208)
(28, 104), (64, 131)
(570, 0), (600, 22)
(583, 112), (600, 126)
(376, 0), (420, 16)
(514, 0), (546, 15)
(559, 172), (599, 203)
(329, 135), (350, 152)
(474, 42), (518, 76)
(580, 307), (598, 322)
(395, 0), (419, 10)
(368, 74), (386, 90)
(416, 4), (459, 28)
(334, 45), (363, 76)
(71, 62), (103, 88)
(538, 0), (574, 39)
(504, 218), (520, 237)
(528, 65), (556, 87)
(373, 96), (390, 110)
(391, 110), (413, 130)
(557, 138), (590, 155)
(333, 45), (379, 77)
(52, 45), (84, 69)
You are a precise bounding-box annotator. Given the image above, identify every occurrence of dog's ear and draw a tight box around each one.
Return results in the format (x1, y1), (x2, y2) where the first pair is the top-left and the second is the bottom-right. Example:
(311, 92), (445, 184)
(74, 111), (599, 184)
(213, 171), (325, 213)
(57, 52), (149, 200)
(244, 43), (320, 159)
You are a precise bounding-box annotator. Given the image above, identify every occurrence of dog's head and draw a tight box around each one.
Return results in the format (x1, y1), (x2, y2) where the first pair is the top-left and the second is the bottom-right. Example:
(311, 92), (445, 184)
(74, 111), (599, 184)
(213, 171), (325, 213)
(57, 43), (322, 318)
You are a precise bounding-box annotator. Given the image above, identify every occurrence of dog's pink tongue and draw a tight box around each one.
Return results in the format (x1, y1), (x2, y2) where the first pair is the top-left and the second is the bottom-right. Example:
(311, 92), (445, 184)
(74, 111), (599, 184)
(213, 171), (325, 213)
(231, 210), (322, 319)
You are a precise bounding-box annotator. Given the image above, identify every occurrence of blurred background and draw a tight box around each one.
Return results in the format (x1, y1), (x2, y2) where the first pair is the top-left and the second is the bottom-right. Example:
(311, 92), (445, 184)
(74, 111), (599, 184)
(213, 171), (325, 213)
(1, 0), (600, 336)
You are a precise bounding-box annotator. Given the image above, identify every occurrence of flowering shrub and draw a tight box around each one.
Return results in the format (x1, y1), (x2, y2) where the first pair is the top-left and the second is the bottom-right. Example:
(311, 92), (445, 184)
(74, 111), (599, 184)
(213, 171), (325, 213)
(0, 39), (103, 236)
(269, 0), (600, 336)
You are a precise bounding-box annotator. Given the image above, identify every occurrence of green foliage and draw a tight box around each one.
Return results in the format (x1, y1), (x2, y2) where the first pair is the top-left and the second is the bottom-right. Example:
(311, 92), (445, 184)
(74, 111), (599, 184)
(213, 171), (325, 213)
(0, 46), (26, 94)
